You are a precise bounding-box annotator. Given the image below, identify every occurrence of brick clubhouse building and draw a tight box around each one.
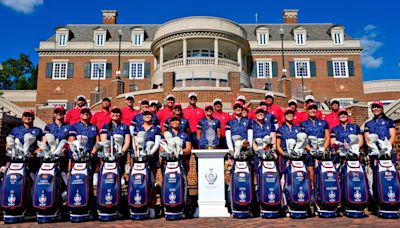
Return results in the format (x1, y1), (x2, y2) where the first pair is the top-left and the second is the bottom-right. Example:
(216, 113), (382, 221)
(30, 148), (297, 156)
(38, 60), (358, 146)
(35, 9), (370, 115)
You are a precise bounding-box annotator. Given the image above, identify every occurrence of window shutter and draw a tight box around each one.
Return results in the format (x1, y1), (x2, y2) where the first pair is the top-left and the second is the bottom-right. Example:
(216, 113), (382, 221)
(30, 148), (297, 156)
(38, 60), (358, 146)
(106, 63), (112, 78)
(327, 61), (333, 77)
(348, 61), (355, 76)
(310, 61), (316, 77)
(67, 63), (74, 78)
(84, 63), (91, 78)
(46, 63), (53, 78)
(272, 61), (278, 77)
(289, 61), (295, 77)
(251, 62), (257, 77)
(144, 62), (151, 78)
(122, 62), (129, 78)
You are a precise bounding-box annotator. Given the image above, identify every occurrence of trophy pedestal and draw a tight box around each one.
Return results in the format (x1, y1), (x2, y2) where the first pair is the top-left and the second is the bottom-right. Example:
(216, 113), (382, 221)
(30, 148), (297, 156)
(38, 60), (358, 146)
(192, 149), (230, 217)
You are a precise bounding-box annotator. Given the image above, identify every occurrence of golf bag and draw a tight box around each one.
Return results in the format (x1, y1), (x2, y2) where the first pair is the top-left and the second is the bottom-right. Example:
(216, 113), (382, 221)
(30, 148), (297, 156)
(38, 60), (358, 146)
(309, 136), (341, 218)
(160, 132), (187, 220)
(96, 135), (124, 221)
(128, 130), (157, 220)
(339, 134), (369, 218)
(255, 136), (282, 218)
(367, 134), (400, 218)
(1, 134), (35, 224)
(283, 133), (312, 219)
(230, 135), (254, 219)
(67, 135), (93, 222)
(33, 134), (67, 223)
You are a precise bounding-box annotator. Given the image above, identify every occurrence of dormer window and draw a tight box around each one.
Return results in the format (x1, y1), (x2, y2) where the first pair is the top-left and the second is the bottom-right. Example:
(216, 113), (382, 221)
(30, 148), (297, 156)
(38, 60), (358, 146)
(95, 33), (105, 46)
(294, 27), (306, 45)
(331, 26), (344, 45)
(256, 26), (270, 45)
(56, 28), (69, 47)
(131, 27), (145, 46)
(94, 28), (107, 46)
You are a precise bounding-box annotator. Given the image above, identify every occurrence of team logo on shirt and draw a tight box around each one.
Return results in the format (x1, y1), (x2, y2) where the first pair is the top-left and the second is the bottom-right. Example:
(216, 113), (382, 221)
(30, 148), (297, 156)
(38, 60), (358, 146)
(295, 130), (299, 133)
(350, 127), (353, 131)
(64, 128), (68, 132)
(92, 127), (96, 131)
(32, 130), (36, 134)
(318, 123), (322, 126)
(120, 126), (124, 130)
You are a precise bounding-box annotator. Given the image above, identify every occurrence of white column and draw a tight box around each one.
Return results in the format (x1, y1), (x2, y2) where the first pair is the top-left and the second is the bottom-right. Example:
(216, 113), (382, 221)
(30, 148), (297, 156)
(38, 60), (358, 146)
(159, 46), (164, 70)
(216, 79), (220, 87)
(183, 38), (187, 66)
(237, 47), (242, 71)
(214, 38), (219, 65)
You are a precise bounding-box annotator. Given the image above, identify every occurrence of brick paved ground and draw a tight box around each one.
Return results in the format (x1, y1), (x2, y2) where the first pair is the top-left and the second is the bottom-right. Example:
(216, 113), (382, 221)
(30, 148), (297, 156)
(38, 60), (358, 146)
(2, 213), (399, 228)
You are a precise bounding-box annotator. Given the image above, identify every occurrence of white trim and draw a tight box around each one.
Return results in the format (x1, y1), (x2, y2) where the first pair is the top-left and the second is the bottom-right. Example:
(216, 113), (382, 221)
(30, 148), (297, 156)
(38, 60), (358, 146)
(255, 58), (272, 61)
(257, 32), (269, 45)
(128, 59), (146, 62)
(331, 57), (348, 61)
(129, 61), (145, 79)
(132, 33), (143, 46)
(294, 60), (310, 78)
(332, 60), (349, 78)
(56, 32), (68, 47)
(293, 58), (310, 61)
(52, 62), (68, 80)
(52, 59), (69, 62)
(94, 32), (106, 46)
(256, 61), (272, 78)
(90, 62), (106, 80)
(332, 32), (344, 45)
(90, 59), (108, 62)
(295, 32), (306, 45)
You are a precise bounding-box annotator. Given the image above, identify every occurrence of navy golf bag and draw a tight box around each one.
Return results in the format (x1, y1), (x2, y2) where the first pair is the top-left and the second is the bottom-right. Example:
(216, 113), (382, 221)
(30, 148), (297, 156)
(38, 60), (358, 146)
(368, 134), (400, 218)
(67, 136), (93, 222)
(283, 133), (312, 219)
(160, 132), (187, 220)
(128, 131), (156, 220)
(230, 136), (253, 219)
(255, 136), (281, 218)
(33, 134), (67, 223)
(96, 135), (124, 221)
(1, 134), (35, 224)
(309, 136), (341, 218)
(340, 135), (368, 218)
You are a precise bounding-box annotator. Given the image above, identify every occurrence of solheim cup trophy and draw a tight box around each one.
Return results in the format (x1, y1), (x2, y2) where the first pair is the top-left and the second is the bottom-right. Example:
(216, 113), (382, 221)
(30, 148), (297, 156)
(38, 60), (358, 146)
(205, 124), (216, 149)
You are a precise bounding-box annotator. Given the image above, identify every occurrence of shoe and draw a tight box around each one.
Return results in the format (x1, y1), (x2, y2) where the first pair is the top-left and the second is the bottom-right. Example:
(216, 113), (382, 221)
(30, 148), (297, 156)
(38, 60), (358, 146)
(149, 208), (156, 219)
(93, 173), (98, 187)
(121, 177), (126, 186)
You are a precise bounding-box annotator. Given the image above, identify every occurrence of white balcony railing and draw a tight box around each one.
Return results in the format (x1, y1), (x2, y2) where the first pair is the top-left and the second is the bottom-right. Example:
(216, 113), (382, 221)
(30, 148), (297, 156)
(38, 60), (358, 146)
(186, 57), (215, 66)
(218, 58), (239, 67)
(161, 57), (239, 70)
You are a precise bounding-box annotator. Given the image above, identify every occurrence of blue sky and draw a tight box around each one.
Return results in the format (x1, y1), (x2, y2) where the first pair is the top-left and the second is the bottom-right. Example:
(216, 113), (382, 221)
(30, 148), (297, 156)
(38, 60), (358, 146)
(0, 0), (399, 81)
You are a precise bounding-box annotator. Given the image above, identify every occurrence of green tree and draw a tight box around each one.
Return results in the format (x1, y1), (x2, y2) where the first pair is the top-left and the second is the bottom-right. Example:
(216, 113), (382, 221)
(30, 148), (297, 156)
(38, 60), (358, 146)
(0, 53), (37, 90)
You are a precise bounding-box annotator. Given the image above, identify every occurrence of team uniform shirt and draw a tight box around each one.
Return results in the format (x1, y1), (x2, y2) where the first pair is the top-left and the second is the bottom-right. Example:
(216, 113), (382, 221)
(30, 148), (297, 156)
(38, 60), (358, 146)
(324, 111), (352, 130)
(90, 110), (111, 131)
(131, 113), (160, 128)
(9, 125), (43, 153)
(121, 107), (139, 126)
(301, 110), (323, 121)
(134, 124), (161, 149)
(213, 110), (230, 137)
(364, 116), (395, 140)
(300, 118), (329, 139)
(183, 106), (205, 133)
(65, 107), (88, 125)
(157, 107), (173, 129)
(331, 123), (362, 143)
(197, 117), (221, 148)
(100, 122), (130, 140)
(252, 119), (276, 139)
(44, 123), (73, 141)
(266, 104), (284, 125)
(226, 117), (253, 140)
(165, 129), (191, 150)
(69, 122), (99, 153)
(163, 116), (190, 133)
(264, 112), (278, 128)
(277, 123), (302, 152)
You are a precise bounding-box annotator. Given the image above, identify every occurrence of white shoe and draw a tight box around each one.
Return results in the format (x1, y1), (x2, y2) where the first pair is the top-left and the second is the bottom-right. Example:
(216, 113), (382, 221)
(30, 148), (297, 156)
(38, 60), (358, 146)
(149, 208), (156, 219)
(121, 177), (126, 186)
(93, 173), (98, 186)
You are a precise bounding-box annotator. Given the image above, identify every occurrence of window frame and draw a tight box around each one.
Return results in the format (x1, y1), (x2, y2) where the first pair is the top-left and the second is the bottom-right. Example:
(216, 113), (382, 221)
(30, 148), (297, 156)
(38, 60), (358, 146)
(257, 32), (269, 45)
(294, 60), (310, 78)
(332, 60), (349, 78)
(129, 62), (144, 79)
(90, 62), (107, 80)
(132, 33), (143, 46)
(52, 62), (68, 80)
(95, 33), (105, 46)
(295, 32), (306, 45)
(332, 32), (344, 45)
(256, 61), (272, 78)
(57, 33), (67, 46)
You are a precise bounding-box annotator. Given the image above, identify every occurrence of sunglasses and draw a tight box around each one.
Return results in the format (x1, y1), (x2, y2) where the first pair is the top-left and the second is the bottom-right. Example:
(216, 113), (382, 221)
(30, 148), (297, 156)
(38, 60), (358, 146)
(22, 114), (34, 118)
(80, 112), (90, 115)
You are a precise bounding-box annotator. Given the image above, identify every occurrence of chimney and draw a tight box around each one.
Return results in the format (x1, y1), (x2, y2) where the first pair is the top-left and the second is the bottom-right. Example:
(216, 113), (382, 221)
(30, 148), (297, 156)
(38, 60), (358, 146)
(102, 10), (118, 24)
(283, 9), (298, 24)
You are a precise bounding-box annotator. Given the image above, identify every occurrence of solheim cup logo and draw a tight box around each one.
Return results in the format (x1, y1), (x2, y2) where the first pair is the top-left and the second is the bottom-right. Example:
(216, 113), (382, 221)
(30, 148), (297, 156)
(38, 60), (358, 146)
(39, 190), (47, 206)
(74, 190), (82, 205)
(169, 191), (176, 203)
(387, 186), (395, 200)
(354, 189), (362, 200)
(7, 190), (16, 206)
(268, 191), (276, 201)
(298, 187), (305, 200)
(134, 190), (142, 204)
(205, 168), (217, 185)
(329, 190), (336, 200)
(105, 189), (113, 203)
(205, 123), (216, 149)
(239, 191), (246, 201)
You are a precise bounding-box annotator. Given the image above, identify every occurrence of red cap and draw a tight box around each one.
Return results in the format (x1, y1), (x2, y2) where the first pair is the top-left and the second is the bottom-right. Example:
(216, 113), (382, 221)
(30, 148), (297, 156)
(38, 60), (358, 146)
(170, 115), (181, 122)
(205, 104), (213, 110)
(371, 101), (383, 108)
(255, 106), (265, 114)
(259, 100), (267, 105)
(142, 109), (153, 115)
(337, 109), (348, 116)
(80, 107), (91, 113)
(243, 105), (249, 111)
(173, 103), (182, 108)
(111, 106), (121, 113)
(233, 101), (243, 108)
(22, 109), (34, 116)
(283, 107), (295, 115)
(306, 102), (318, 109)
(53, 105), (65, 112)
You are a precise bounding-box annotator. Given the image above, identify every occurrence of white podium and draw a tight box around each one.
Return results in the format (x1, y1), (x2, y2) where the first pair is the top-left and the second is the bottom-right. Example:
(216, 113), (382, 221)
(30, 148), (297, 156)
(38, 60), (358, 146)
(192, 149), (230, 217)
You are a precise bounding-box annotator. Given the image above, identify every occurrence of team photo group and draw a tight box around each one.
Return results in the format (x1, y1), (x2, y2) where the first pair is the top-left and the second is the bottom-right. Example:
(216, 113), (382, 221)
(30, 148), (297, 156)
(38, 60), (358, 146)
(1, 91), (399, 223)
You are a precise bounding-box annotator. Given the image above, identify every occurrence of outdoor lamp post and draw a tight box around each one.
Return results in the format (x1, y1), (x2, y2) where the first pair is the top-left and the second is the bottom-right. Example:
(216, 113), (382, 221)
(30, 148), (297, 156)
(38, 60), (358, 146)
(299, 63), (305, 99)
(279, 27), (286, 78)
(116, 29), (123, 80)
(97, 64), (103, 101)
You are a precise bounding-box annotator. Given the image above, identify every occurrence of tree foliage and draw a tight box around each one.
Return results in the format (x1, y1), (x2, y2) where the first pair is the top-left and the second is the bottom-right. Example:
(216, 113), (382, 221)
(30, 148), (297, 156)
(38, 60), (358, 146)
(0, 53), (37, 90)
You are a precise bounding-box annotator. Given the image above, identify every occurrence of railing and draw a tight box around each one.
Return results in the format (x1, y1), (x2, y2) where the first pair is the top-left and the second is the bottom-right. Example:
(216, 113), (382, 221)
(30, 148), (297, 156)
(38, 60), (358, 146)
(163, 58), (184, 69)
(161, 57), (239, 70)
(218, 58), (239, 68)
(186, 57), (215, 66)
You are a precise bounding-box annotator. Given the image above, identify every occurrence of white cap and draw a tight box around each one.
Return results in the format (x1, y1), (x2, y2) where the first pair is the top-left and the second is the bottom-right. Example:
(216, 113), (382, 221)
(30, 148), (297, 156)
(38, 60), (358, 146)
(288, 98), (297, 104)
(150, 100), (158, 105)
(125, 94), (134, 99)
(330, 98), (339, 104)
(188, 92), (197, 99)
(305, 95), (315, 102)
(213, 98), (222, 105)
(76, 95), (86, 100)
(236, 95), (246, 101)
(264, 92), (274, 98)
(166, 94), (175, 100)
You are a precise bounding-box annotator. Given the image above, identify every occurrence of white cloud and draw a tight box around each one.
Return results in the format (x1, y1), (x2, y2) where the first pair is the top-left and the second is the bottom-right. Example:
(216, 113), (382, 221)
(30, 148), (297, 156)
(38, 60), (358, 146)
(0, 0), (43, 14)
(360, 24), (384, 69)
